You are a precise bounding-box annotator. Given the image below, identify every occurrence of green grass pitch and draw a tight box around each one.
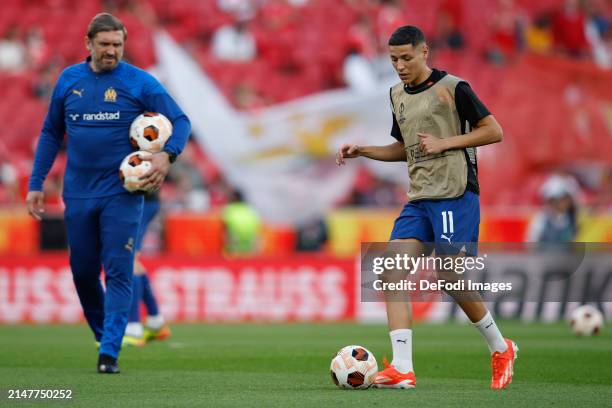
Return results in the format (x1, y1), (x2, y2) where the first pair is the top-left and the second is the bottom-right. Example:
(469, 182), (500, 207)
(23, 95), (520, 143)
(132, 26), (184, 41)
(1, 321), (611, 407)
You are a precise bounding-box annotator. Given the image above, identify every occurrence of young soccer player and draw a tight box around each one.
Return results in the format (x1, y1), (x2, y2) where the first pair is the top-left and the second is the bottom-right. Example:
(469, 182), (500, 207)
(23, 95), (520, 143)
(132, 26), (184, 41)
(123, 192), (171, 346)
(26, 13), (190, 373)
(336, 25), (517, 390)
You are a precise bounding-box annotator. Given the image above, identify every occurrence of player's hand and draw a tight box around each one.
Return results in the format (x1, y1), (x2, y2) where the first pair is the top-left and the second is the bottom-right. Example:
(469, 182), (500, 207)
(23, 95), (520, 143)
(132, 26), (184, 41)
(139, 152), (172, 191)
(336, 144), (361, 165)
(417, 133), (447, 155)
(26, 191), (45, 220)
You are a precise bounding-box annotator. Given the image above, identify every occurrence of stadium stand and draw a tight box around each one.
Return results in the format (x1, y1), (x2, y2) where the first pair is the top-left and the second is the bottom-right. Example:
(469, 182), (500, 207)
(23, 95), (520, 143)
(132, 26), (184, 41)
(1, 0), (610, 252)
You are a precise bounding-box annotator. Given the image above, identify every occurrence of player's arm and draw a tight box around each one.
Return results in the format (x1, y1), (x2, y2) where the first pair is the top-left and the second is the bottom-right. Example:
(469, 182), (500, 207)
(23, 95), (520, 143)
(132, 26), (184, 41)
(336, 109), (407, 165)
(336, 141), (406, 165)
(26, 80), (66, 220)
(420, 114), (502, 154)
(139, 76), (191, 190)
(418, 82), (503, 155)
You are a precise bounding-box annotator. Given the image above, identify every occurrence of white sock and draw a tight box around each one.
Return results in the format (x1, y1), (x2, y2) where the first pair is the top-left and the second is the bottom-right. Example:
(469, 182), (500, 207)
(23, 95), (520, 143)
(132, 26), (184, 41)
(125, 322), (144, 338)
(390, 329), (414, 373)
(146, 315), (165, 330)
(473, 311), (508, 354)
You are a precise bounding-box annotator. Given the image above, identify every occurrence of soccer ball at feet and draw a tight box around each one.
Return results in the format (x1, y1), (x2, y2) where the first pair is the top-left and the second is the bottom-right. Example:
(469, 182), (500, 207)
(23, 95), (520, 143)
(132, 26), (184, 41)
(129, 112), (172, 153)
(119, 151), (152, 193)
(330, 345), (378, 389)
(570, 305), (604, 336)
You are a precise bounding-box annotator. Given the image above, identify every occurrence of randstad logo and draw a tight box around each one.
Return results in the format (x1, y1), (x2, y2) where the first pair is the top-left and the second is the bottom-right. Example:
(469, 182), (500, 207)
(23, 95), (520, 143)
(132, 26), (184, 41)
(82, 111), (120, 121)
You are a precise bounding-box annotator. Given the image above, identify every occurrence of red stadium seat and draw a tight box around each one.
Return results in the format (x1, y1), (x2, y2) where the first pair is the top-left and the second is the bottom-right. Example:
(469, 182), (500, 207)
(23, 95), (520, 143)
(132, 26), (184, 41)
(1, 0), (610, 212)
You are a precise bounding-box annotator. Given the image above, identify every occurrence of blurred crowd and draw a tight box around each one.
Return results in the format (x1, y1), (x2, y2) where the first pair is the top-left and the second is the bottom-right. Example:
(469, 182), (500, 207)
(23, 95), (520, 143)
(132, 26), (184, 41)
(3, 1), (610, 109)
(484, 0), (612, 66)
(0, 0), (611, 251)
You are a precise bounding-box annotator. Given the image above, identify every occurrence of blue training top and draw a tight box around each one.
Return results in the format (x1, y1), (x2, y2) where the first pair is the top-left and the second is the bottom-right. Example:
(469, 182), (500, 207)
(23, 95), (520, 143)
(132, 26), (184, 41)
(29, 58), (191, 198)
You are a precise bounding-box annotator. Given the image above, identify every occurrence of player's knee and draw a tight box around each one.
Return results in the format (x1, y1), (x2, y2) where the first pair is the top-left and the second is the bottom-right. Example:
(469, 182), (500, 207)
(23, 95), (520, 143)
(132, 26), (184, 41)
(103, 255), (135, 281)
(70, 258), (101, 281)
(435, 268), (458, 282)
(378, 250), (415, 282)
(443, 289), (482, 303)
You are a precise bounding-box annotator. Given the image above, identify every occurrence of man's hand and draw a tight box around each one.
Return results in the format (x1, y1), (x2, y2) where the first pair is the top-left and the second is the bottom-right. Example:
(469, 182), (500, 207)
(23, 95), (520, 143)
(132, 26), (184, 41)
(26, 191), (45, 220)
(336, 144), (361, 165)
(417, 133), (448, 155)
(139, 151), (172, 191)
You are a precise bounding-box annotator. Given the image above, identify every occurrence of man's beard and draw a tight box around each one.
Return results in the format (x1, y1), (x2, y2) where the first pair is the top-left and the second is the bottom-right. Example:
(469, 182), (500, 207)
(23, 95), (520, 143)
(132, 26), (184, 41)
(94, 56), (118, 71)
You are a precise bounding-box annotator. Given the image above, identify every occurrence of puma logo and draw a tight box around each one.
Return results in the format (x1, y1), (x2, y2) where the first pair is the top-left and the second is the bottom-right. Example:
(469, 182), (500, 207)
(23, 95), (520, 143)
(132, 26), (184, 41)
(72, 88), (84, 97)
(124, 237), (134, 253)
(396, 339), (408, 344)
(440, 234), (454, 243)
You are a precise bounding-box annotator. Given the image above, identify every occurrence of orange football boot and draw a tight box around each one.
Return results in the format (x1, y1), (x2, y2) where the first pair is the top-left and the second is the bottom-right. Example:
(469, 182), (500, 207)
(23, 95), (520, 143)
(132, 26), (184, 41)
(490, 339), (519, 390)
(373, 358), (416, 389)
(144, 324), (171, 342)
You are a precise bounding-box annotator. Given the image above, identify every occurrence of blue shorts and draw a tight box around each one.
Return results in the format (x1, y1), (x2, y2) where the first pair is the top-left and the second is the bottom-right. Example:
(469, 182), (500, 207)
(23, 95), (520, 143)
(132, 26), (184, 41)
(135, 200), (160, 251)
(390, 191), (480, 255)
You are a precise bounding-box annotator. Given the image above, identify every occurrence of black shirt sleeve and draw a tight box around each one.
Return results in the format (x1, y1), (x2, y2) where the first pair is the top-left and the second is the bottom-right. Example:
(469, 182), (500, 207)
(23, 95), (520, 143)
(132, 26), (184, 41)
(391, 112), (403, 142)
(455, 82), (491, 132)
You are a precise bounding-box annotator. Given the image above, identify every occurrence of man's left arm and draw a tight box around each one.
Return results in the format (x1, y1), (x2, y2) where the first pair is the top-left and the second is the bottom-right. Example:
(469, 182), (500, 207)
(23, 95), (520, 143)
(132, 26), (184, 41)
(140, 78), (191, 189)
(419, 82), (503, 155)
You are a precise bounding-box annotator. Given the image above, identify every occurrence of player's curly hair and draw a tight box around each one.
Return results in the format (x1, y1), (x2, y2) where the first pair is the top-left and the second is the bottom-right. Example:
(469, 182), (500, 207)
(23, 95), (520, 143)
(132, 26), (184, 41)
(87, 12), (127, 40)
(388, 25), (425, 47)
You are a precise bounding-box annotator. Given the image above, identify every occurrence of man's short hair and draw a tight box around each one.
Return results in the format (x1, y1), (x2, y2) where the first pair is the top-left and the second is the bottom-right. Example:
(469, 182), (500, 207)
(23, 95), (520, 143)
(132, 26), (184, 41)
(388, 25), (425, 47)
(87, 13), (127, 40)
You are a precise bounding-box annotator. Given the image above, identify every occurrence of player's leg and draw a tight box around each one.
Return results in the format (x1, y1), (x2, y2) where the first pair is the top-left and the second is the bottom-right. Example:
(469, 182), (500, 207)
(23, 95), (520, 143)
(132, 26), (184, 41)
(374, 203), (433, 389)
(375, 238), (423, 389)
(137, 200), (170, 341)
(98, 194), (143, 371)
(123, 199), (150, 346)
(428, 192), (508, 346)
(429, 191), (518, 389)
(141, 269), (166, 331)
(64, 198), (105, 343)
(141, 272), (160, 318)
(123, 255), (145, 346)
(142, 268), (171, 341)
(442, 268), (518, 389)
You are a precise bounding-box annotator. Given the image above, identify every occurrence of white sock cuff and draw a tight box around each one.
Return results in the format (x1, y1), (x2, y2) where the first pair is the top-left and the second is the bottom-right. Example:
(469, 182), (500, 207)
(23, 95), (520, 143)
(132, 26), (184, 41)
(146, 315), (165, 329)
(472, 311), (507, 354)
(389, 329), (413, 373)
(472, 311), (493, 328)
(389, 328), (412, 337)
(125, 322), (144, 337)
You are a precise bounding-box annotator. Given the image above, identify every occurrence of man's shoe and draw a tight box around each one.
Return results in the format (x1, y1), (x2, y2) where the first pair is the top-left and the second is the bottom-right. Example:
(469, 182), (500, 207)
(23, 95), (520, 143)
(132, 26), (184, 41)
(373, 358), (416, 389)
(122, 335), (146, 347)
(490, 339), (518, 390)
(97, 354), (120, 374)
(144, 324), (171, 342)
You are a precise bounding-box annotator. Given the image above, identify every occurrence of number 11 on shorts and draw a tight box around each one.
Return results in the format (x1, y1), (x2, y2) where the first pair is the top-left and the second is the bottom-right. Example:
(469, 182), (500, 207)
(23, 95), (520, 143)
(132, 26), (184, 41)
(441, 211), (454, 234)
